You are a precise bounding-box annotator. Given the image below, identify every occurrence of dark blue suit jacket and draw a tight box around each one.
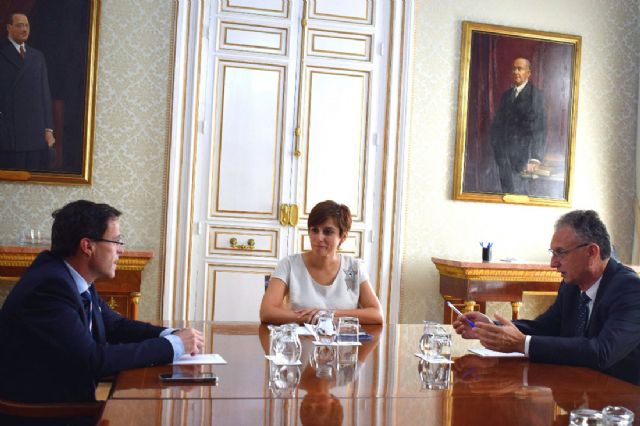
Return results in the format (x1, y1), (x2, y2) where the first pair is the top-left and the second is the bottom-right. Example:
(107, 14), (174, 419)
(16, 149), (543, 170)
(514, 259), (640, 385)
(0, 251), (174, 402)
(0, 38), (53, 153)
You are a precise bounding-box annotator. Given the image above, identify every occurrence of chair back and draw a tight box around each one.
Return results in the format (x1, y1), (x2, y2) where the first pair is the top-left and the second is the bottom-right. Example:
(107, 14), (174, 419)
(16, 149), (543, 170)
(0, 398), (104, 422)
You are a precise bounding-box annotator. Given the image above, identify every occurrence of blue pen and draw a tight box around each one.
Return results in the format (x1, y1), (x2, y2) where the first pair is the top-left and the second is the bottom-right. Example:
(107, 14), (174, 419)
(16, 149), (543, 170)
(447, 301), (476, 328)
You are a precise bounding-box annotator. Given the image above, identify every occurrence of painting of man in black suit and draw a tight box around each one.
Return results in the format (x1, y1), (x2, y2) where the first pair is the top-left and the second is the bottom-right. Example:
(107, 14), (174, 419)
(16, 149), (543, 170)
(490, 57), (546, 195)
(0, 12), (55, 171)
(455, 23), (580, 205)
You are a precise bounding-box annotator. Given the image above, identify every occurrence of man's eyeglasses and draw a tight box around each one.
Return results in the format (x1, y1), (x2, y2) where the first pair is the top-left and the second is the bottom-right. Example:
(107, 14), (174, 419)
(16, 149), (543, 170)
(91, 237), (125, 246)
(548, 243), (589, 259)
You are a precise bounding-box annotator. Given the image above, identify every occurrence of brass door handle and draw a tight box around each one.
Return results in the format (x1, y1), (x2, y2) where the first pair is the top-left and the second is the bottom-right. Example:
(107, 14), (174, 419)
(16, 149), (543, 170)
(279, 204), (290, 226)
(229, 238), (255, 250)
(289, 203), (299, 227)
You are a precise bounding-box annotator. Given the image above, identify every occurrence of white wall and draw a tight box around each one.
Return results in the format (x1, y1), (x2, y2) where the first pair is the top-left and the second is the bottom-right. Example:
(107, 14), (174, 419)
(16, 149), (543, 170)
(400, 0), (639, 322)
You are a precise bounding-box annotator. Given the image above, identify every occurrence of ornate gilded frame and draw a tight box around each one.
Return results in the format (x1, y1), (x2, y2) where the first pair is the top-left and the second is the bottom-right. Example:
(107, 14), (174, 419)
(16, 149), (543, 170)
(0, 0), (100, 184)
(453, 21), (581, 206)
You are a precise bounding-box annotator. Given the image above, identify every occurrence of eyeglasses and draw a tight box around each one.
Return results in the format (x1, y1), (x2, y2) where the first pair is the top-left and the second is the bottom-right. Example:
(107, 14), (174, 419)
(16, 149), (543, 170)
(91, 237), (125, 246)
(548, 243), (589, 259)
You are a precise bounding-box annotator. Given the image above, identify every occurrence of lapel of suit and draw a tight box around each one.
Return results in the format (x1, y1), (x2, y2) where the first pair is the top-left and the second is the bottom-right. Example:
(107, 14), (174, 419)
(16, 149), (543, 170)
(587, 259), (617, 336)
(89, 285), (107, 343)
(0, 39), (22, 69)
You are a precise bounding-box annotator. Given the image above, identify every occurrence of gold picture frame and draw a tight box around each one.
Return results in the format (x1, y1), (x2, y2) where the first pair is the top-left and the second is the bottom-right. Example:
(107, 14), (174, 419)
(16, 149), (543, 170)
(0, 0), (100, 184)
(453, 21), (581, 206)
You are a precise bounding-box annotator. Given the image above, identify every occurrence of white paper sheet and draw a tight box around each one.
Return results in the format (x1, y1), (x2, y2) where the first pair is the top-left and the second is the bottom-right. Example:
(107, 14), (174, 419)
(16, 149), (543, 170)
(468, 347), (525, 358)
(172, 353), (227, 365)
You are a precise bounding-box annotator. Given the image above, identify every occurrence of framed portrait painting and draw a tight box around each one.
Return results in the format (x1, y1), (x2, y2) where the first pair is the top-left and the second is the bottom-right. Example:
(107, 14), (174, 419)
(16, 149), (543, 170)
(453, 21), (581, 207)
(0, 0), (99, 184)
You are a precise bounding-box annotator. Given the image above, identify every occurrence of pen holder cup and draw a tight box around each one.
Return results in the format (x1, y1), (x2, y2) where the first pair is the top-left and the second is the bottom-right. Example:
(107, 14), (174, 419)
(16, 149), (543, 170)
(482, 247), (492, 262)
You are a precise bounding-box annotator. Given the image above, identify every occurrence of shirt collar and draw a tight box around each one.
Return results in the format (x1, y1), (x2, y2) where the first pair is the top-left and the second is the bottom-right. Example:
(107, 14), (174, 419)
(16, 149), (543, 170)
(514, 81), (528, 95)
(584, 276), (601, 302)
(7, 36), (24, 53)
(64, 260), (91, 295)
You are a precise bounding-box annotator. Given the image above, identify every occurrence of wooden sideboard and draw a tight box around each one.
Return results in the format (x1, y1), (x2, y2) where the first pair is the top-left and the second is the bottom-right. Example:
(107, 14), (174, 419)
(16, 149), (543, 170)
(0, 245), (153, 320)
(432, 257), (562, 324)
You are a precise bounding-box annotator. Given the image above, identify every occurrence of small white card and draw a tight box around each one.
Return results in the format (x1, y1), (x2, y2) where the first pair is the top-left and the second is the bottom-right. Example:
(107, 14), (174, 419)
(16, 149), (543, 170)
(172, 353), (227, 365)
(414, 353), (454, 364)
(264, 355), (303, 365)
(468, 347), (525, 358)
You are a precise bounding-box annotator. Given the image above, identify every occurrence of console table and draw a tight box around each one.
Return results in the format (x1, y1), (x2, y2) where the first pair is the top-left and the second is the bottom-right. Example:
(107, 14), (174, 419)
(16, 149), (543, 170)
(0, 245), (153, 320)
(432, 257), (562, 323)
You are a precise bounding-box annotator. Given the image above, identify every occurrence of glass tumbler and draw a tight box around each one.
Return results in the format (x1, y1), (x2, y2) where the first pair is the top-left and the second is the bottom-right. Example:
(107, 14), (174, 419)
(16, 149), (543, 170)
(312, 310), (336, 344)
(602, 406), (634, 426)
(336, 317), (360, 344)
(274, 323), (301, 364)
(569, 408), (604, 425)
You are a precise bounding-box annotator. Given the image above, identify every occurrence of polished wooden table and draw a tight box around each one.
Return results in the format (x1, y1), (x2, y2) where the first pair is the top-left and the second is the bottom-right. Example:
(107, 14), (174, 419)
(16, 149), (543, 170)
(432, 257), (562, 323)
(99, 323), (640, 425)
(0, 244), (153, 319)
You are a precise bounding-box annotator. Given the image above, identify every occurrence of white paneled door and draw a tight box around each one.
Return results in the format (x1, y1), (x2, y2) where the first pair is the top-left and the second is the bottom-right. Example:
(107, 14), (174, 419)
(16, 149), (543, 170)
(164, 0), (410, 322)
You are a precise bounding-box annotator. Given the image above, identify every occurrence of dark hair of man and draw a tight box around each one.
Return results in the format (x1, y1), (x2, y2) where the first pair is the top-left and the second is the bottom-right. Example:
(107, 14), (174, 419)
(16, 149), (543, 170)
(6, 12), (26, 26)
(51, 200), (121, 258)
(308, 200), (352, 237)
(555, 210), (611, 260)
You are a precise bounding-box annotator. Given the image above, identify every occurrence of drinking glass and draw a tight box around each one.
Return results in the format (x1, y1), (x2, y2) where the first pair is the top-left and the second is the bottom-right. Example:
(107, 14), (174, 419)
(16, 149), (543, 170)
(602, 406), (634, 426)
(337, 344), (359, 365)
(268, 325), (283, 357)
(268, 362), (301, 398)
(419, 321), (440, 358)
(336, 317), (359, 344)
(311, 345), (335, 379)
(569, 408), (604, 425)
(274, 323), (301, 364)
(418, 358), (451, 390)
(434, 326), (451, 358)
(312, 310), (336, 344)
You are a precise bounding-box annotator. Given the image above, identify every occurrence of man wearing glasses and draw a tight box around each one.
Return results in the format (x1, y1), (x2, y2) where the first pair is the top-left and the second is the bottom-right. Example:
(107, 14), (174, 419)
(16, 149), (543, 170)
(454, 210), (640, 385)
(0, 200), (204, 405)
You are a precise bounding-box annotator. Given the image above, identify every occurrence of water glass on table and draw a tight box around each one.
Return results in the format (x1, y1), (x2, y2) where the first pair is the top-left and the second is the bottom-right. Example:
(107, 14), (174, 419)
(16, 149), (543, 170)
(602, 406), (634, 426)
(569, 408), (604, 425)
(336, 317), (360, 344)
(312, 310), (336, 344)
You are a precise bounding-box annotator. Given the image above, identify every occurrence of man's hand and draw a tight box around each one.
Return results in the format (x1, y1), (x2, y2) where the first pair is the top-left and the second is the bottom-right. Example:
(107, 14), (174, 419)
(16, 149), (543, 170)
(475, 312), (526, 353)
(175, 328), (204, 356)
(526, 159), (540, 172)
(44, 130), (55, 147)
(453, 311), (492, 339)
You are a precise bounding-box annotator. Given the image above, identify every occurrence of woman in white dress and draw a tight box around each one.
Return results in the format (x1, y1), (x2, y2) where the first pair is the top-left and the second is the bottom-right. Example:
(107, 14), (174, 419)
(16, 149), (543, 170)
(260, 200), (383, 324)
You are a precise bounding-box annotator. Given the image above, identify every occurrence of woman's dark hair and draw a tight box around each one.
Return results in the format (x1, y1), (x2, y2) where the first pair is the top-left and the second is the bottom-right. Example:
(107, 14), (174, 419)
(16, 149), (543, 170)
(50, 200), (121, 258)
(307, 200), (352, 237)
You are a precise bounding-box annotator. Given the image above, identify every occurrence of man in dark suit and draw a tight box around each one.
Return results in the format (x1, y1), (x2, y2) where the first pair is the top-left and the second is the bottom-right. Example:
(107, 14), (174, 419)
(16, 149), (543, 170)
(490, 57), (546, 195)
(0, 12), (55, 170)
(453, 210), (640, 385)
(0, 200), (204, 404)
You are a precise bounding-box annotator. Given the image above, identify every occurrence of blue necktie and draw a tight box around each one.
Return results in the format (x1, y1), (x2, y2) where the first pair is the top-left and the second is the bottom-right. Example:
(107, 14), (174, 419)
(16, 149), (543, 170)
(575, 292), (591, 336)
(80, 290), (93, 331)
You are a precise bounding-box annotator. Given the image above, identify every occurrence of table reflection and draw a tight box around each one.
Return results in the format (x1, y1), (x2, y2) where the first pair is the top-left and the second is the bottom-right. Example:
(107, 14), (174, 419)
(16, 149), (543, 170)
(101, 323), (640, 425)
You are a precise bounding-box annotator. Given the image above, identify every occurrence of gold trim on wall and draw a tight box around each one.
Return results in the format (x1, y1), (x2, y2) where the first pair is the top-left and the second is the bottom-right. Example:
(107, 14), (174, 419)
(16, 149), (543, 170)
(219, 21), (288, 55)
(309, 0), (373, 25)
(453, 21), (581, 207)
(211, 61), (285, 218)
(221, 0), (288, 18)
(301, 67), (370, 222)
(308, 28), (372, 61)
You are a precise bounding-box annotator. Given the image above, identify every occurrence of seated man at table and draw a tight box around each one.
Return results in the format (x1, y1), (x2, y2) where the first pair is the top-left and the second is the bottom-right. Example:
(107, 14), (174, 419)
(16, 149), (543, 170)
(0, 200), (204, 403)
(453, 210), (640, 385)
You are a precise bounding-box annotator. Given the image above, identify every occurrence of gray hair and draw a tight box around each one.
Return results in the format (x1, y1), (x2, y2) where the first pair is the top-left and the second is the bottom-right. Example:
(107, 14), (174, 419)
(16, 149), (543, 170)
(555, 210), (611, 260)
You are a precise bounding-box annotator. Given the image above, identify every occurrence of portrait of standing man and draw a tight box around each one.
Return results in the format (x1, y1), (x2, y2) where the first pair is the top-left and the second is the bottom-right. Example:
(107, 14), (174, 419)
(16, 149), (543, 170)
(454, 22), (580, 206)
(0, 12), (55, 171)
(490, 57), (546, 195)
